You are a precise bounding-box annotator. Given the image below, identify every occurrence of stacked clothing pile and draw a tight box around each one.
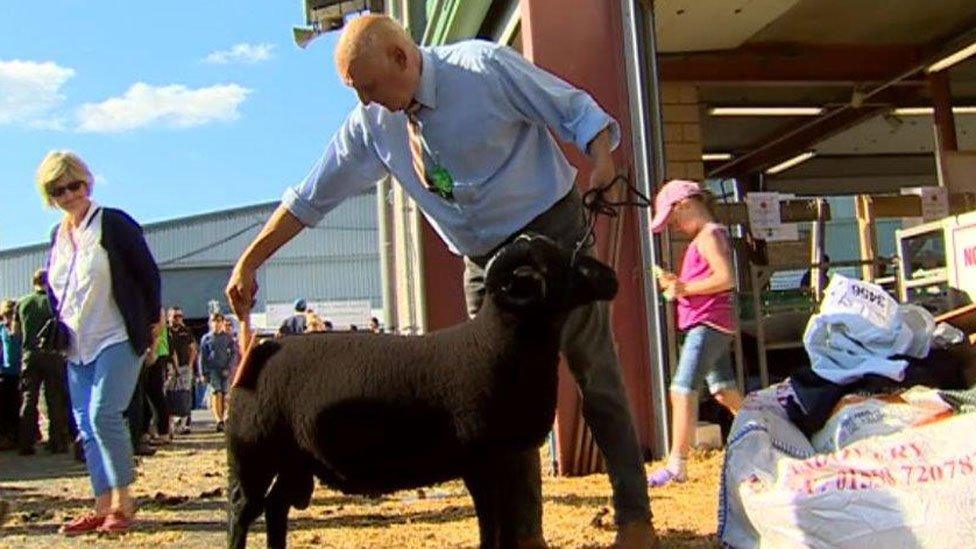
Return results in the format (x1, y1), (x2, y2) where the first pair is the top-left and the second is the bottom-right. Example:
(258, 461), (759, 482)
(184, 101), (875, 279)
(720, 274), (976, 548)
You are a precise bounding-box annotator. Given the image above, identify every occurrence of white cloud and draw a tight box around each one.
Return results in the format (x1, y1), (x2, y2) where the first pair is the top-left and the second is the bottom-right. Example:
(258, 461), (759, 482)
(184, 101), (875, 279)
(76, 82), (251, 133)
(203, 43), (275, 65)
(0, 59), (75, 127)
(28, 116), (69, 131)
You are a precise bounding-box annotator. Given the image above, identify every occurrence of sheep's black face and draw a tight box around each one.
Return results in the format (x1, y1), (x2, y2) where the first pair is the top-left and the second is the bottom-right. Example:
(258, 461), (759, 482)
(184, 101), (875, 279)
(485, 235), (618, 314)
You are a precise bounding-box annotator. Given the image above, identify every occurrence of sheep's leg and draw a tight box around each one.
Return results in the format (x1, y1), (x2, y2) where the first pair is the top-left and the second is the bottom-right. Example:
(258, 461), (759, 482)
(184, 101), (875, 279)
(499, 450), (547, 549)
(228, 487), (264, 549)
(464, 465), (499, 549)
(227, 445), (273, 549)
(472, 451), (547, 549)
(263, 472), (300, 549)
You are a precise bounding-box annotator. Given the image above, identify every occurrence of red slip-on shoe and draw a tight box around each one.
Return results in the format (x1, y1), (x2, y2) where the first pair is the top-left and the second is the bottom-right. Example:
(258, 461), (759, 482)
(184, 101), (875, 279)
(96, 510), (134, 533)
(59, 514), (106, 536)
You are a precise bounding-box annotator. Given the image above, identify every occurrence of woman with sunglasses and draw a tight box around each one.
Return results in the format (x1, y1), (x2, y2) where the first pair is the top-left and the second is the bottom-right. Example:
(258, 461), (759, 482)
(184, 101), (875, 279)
(36, 151), (161, 535)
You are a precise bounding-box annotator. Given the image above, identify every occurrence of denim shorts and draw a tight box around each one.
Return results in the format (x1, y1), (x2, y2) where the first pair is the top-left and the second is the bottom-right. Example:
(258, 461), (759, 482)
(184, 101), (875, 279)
(205, 370), (229, 394)
(671, 324), (736, 394)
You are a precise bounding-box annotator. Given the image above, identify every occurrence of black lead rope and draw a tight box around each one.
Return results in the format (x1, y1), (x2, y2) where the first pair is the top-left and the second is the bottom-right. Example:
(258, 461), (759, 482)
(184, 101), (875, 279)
(573, 175), (652, 264)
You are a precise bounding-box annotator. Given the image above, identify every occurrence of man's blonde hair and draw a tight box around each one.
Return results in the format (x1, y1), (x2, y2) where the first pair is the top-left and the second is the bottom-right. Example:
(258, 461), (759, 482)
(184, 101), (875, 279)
(334, 14), (413, 73)
(35, 150), (93, 207)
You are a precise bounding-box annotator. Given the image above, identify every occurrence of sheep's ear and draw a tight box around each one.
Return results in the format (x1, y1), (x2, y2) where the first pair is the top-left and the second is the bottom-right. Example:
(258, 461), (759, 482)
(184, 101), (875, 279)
(497, 264), (547, 309)
(573, 256), (618, 301)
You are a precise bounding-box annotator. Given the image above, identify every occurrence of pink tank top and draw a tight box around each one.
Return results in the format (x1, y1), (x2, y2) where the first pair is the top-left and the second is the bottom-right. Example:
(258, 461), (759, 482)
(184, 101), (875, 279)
(676, 223), (735, 332)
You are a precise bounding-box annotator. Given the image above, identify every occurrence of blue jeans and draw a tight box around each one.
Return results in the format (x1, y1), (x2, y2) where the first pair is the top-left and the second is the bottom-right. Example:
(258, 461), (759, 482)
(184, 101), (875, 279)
(671, 325), (736, 395)
(67, 341), (142, 496)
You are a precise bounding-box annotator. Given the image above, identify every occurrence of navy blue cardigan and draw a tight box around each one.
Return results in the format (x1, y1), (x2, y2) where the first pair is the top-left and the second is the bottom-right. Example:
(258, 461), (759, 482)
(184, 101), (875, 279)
(48, 208), (161, 356)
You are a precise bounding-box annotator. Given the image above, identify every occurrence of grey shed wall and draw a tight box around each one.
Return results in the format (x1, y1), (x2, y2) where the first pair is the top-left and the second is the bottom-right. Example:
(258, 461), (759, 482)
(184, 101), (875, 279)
(0, 192), (381, 319)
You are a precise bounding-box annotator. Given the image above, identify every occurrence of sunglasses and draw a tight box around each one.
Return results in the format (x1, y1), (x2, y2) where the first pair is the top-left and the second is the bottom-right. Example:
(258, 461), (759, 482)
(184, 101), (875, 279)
(49, 180), (86, 198)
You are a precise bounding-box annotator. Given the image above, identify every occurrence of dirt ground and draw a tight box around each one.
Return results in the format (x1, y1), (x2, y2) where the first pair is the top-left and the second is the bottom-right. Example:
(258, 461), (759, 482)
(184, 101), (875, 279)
(0, 413), (721, 548)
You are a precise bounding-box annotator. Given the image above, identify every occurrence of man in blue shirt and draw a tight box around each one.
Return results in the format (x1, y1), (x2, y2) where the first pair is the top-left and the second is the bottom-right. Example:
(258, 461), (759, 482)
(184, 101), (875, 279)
(199, 313), (237, 432)
(278, 298), (308, 336)
(227, 14), (655, 546)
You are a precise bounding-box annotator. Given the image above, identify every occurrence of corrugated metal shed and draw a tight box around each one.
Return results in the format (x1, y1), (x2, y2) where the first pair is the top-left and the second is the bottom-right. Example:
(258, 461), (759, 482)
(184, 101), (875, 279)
(0, 192), (381, 319)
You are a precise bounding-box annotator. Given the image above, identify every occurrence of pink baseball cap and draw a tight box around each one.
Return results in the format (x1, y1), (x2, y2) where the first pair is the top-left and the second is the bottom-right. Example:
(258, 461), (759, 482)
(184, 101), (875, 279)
(649, 179), (702, 233)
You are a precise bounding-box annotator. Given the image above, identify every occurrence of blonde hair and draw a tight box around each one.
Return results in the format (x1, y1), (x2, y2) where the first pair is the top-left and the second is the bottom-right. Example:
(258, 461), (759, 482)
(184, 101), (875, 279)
(688, 189), (716, 214)
(35, 150), (93, 208)
(334, 14), (412, 74)
(305, 311), (326, 333)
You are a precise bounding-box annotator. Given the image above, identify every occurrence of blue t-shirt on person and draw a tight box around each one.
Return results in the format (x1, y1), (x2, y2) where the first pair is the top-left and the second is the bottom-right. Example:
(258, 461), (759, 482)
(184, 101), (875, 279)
(199, 331), (237, 375)
(279, 314), (306, 335)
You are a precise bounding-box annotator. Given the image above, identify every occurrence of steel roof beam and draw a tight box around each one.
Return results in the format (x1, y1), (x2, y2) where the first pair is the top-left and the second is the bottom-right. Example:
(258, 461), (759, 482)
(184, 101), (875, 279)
(660, 44), (924, 84)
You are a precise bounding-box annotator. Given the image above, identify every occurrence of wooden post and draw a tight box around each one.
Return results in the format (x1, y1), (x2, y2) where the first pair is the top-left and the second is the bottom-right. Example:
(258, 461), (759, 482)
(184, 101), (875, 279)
(855, 195), (878, 282)
(810, 199), (827, 300)
(930, 70), (959, 153)
(749, 264), (770, 388)
(929, 70), (958, 187)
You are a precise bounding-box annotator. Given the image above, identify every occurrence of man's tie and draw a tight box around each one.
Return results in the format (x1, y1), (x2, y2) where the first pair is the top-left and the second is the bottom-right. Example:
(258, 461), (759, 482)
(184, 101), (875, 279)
(405, 104), (428, 190)
(405, 102), (453, 200)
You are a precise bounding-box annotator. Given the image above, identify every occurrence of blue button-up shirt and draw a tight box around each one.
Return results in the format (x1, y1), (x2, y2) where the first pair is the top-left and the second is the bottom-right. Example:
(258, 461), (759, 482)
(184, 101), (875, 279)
(283, 40), (620, 257)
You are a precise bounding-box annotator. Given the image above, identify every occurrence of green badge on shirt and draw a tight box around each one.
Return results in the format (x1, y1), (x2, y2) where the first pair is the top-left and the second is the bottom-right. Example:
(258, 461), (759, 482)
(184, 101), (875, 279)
(429, 165), (454, 200)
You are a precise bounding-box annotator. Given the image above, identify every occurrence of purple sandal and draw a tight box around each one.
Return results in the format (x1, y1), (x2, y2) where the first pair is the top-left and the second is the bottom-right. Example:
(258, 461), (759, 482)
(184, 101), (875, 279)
(647, 467), (687, 488)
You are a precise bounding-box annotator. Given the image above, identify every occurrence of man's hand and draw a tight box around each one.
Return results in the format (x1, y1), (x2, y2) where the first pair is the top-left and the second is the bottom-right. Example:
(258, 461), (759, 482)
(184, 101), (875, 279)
(589, 158), (616, 194)
(586, 126), (615, 192)
(225, 205), (305, 321)
(226, 264), (258, 321)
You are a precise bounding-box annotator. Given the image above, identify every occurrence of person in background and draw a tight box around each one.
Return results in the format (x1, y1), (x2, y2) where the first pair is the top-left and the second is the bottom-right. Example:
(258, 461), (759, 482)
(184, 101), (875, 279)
(125, 345), (157, 458)
(304, 312), (327, 333)
(369, 316), (382, 334)
(198, 313), (236, 432)
(646, 180), (744, 488)
(225, 15), (656, 546)
(0, 300), (22, 450)
(221, 316), (240, 406)
(36, 151), (161, 534)
(223, 317), (238, 341)
(142, 309), (172, 444)
(16, 269), (72, 455)
(278, 298), (307, 336)
(800, 254), (830, 290)
(166, 307), (196, 434)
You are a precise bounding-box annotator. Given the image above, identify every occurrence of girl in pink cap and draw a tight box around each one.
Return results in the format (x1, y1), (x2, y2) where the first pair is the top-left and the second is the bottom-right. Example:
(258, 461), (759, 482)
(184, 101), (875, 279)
(647, 179), (744, 487)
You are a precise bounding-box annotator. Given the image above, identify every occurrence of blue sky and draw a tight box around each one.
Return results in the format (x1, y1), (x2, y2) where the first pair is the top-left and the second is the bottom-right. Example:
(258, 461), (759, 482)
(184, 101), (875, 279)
(0, 1), (357, 249)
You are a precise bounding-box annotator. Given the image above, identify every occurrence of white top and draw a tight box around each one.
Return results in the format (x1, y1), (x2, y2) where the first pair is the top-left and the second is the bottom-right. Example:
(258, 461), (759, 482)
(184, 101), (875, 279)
(48, 202), (129, 365)
(802, 274), (929, 384)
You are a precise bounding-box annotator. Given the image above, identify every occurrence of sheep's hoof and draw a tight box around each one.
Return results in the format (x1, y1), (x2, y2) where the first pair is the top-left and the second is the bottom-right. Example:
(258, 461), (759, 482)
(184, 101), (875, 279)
(612, 519), (659, 549)
(515, 535), (548, 549)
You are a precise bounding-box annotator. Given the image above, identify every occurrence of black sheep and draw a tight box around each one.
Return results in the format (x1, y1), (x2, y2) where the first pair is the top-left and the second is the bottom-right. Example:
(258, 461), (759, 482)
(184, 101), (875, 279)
(226, 235), (619, 548)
